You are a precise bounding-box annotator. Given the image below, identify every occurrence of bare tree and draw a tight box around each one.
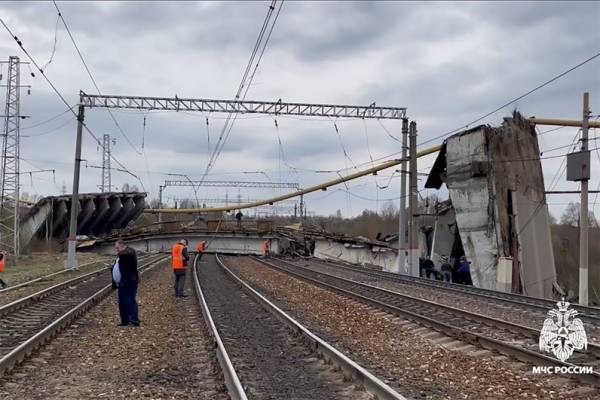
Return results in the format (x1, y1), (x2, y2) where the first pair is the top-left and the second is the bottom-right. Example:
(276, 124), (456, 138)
(380, 201), (397, 219)
(560, 202), (599, 227)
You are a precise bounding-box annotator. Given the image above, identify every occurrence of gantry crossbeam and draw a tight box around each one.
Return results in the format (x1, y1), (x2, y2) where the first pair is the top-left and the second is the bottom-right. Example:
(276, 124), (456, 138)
(163, 180), (300, 189)
(80, 92), (407, 120)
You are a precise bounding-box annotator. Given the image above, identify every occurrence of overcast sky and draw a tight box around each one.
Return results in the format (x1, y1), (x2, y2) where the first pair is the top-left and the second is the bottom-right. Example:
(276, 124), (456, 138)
(0, 1), (599, 218)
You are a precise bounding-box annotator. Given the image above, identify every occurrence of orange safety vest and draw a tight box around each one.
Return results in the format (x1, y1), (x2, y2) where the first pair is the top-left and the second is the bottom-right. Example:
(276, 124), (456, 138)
(197, 241), (206, 253)
(0, 258), (4, 273)
(262, 241), (269, 252)
(172, 243), (185, 269)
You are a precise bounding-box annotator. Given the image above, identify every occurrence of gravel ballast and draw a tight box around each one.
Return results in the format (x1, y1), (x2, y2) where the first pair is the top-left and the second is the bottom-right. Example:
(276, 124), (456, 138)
(199, 256), (372, 400)
(0, 262), (229, 400)
(285, 258), (600, 343)
(224, 256), (599, 400)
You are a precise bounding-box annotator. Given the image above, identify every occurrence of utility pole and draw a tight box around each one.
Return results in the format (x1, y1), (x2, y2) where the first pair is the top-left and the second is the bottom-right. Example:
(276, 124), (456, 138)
(398, 118), (409, 274)
(579, 92), (590, 306)
(408, 121), (419, 277)
(100, 134), (112, 192)
(158, 184), (165, 223)
(0, 56), (21, 256)
(66, 104), (85, 270)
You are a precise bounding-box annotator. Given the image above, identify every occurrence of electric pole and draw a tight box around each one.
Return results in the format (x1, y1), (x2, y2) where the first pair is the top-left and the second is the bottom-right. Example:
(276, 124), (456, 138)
(398, 118), (409, 274)
(158, 184), (165, 223)
(0, 56), (22, 256)
(408, 121), (419, 277)
(100, 134), (112, 192)
(579, 92), (590, 306)
(66, 104), (84, 270)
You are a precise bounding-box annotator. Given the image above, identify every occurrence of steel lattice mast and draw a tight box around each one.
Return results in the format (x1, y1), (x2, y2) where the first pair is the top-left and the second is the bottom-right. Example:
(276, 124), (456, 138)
(101, 134), (111, 192)
(0, 56), (21, 256)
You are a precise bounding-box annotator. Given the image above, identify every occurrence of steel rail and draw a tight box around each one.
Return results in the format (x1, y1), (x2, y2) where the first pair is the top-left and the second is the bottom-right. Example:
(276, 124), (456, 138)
(193, 255), (248, 400)
(299, 257), (600, 323)
(0, 254), (157, 318)
(0, 254), (166, 376)
(254, 257), (600, 385)
(216, 254), (407, 400)
(0, 258), (110, 295)
(267, 258), (600, 357)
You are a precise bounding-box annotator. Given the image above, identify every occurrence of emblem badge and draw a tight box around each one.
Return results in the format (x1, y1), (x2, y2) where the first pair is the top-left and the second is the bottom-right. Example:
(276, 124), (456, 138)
(539, 298), (587, 362)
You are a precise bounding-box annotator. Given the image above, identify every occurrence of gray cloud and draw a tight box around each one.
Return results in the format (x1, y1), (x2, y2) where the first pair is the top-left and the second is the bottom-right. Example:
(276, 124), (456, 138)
(0, 1), (598, 217)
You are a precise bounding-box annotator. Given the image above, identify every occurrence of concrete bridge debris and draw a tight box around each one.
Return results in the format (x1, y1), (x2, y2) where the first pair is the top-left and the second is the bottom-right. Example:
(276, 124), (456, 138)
(20, 192), (146, 250)
(425, 112), (556, 298)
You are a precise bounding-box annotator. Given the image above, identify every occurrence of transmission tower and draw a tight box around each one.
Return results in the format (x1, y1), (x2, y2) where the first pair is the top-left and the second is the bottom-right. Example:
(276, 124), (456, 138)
(100, 134), (113, 192)
(0, 56), (21, 256)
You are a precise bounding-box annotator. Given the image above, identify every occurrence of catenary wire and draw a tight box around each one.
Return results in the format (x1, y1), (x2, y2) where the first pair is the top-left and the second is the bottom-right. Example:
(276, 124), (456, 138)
(53, 0), (143, 155)
(419, 50), (600, 147)
(0, 17), (141, 187)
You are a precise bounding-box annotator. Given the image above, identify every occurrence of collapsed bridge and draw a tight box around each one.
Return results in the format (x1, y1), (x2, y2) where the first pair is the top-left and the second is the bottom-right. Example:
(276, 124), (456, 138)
(20, 192), (146, 249)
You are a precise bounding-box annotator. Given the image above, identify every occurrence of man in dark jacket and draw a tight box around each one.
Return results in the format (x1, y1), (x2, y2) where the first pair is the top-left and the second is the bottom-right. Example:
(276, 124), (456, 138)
(457, 256), (473, 286)
(422, 256), (436, 279)
(440, 255), (453, 282)
(115, 240), (140, 326)
(235, 210), (243, 228)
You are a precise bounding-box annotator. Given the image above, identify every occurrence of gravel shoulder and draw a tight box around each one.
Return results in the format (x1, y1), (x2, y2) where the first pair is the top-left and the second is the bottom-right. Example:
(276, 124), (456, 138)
(0, 253), (109, 306)
(287, 258), (600, 343)
(224, 256), (598, 400)
(1, 252), (107, 286)
(0, 261), (228, 400)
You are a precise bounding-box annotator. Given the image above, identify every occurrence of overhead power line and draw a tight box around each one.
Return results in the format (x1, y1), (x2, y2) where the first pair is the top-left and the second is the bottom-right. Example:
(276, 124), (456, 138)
(0, 17), (141, 188)
(419, 50), (600, 147)
(21, 105), (74, 130)
(52, 0), (142, 155)
(200, 0), (284, 184)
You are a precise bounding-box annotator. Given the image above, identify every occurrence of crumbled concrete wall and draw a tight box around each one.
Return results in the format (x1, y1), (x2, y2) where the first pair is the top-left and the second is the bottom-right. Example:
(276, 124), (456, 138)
(445, 128), (501, 289)
(314, 238), (398, 271)
(426, 113), (556, 297)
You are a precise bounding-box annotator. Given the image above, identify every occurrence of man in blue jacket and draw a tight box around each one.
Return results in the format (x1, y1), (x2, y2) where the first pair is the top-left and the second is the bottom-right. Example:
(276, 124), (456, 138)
(457, 256), (473, 286)
(114, 240), (140, 327)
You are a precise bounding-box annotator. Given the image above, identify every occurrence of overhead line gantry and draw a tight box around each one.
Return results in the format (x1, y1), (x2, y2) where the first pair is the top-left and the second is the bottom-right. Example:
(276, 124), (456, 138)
(67, 91), (409, 269)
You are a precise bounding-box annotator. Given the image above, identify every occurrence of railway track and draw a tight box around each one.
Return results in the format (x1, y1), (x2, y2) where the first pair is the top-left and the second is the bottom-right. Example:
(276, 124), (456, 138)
(0, 258), (112, 306)
(195, 254), (406, 400)
(257, 257), (600, 385)
(0, 253), (165, 375)
(291, 257), (600, 324)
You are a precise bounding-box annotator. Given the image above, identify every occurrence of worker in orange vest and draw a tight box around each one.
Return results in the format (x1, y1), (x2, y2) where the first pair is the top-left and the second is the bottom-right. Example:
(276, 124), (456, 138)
(196, 240), (207, 263)
(172, 239), (189, 297)
(262, 240), (270, 257)
(0, 251), (7, 289)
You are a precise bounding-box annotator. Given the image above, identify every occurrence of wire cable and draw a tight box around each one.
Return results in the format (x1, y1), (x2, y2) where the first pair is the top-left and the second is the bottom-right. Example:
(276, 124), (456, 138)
(201, 0), (283, 184)
(515, 129), (581, 236)
(21, 105), (74, 130)
(419, 50), (600, 147)
(0, 17), (140, 185)
(21, 117), (73, 138)
(376, 119), (402, 143)
(53, 0), (143, 155)
(41, 12), (60, 72)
